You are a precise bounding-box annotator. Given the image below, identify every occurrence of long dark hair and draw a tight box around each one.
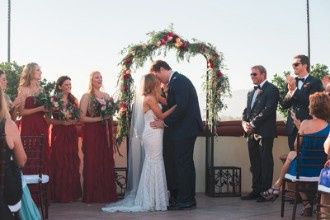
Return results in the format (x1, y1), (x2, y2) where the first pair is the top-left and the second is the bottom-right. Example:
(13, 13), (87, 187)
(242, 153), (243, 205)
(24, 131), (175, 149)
(55, 76), (77, 106)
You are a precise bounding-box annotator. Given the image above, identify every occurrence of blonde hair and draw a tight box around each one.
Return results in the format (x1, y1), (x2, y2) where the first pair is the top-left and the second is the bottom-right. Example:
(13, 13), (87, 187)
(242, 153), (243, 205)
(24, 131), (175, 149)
(143, 74), (160, 97)
(18, 62), (39, 93)
(88, 71), (102, 95)
(0, 90), (9, 120)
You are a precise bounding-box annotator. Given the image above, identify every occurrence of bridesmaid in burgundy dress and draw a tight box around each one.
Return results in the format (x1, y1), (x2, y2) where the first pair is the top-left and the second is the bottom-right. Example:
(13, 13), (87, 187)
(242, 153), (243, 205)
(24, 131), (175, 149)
(50, 76), (82, 202)
(80, 71), (117, 203)
(13, 63), (50, 174)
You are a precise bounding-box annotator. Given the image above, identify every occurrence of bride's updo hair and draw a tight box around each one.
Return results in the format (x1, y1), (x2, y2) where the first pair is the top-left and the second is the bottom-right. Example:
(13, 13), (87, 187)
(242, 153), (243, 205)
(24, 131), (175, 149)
(143, 74), (160, 97)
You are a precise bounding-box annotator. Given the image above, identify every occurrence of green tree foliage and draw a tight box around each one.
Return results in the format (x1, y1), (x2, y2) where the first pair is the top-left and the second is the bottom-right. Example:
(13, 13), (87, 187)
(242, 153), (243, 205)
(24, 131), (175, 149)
(0, 61), (55, 100)
(0, 61), (22, 100)
(272, 63), (329, 118)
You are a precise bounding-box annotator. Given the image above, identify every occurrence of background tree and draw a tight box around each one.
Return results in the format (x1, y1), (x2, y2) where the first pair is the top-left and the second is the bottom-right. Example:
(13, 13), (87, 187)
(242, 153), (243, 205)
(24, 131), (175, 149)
(0, 61), (22, 100)
(272, 63), (329, 118)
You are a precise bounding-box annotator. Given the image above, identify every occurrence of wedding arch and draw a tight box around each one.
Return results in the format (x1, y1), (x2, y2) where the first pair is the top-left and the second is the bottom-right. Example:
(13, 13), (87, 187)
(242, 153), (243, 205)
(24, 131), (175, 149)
(116, 27), (230, 145)
(115, 27), (230, 195)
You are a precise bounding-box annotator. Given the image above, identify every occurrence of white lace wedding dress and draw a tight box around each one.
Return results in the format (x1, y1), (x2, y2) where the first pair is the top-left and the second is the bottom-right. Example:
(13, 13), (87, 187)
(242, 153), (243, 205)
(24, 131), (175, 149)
(102, 108), (168, 212)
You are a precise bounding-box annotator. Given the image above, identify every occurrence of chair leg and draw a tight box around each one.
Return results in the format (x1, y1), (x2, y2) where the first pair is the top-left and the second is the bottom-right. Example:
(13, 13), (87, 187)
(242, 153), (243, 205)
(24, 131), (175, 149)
(39, 183), (45, 220)
(316, 191), (321, 220)
(281, 179), (286, 217)
(292, 182), (298, 220)
(45, 183), (49, 219)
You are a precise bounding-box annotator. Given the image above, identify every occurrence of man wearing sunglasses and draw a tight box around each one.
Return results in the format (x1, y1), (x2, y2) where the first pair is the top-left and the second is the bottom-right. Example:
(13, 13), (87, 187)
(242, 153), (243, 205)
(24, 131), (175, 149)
(241, 65), (279, 202)
(281, 54), (323, 151)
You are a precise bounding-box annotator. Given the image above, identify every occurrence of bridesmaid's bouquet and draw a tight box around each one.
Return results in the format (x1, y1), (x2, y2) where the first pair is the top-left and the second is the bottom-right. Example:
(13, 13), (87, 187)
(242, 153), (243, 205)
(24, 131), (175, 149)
(99, 97), (117, 121)
(65, 103), (80, 120)
(52, 92), (80, 121)
(35, 80), (56, 115)
(50, 93), (64, 112)
(35, 89), (53, 116)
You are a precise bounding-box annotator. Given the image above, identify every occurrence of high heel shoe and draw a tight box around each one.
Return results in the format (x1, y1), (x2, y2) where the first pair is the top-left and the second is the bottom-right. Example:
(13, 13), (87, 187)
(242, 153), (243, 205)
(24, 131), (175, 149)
(300, 201), (313, 217)
(260, 187), (280, 202)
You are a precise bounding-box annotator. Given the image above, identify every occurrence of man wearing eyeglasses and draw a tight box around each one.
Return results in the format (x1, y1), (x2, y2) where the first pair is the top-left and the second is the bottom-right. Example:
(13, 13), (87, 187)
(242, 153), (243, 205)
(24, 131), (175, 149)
(241, 65), (279, 202)
(281, 55), (323, 151)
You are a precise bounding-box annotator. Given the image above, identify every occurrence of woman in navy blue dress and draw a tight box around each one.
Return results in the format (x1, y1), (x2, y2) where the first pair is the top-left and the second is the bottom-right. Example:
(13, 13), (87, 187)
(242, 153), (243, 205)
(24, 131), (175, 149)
(261, 92), (330, 215)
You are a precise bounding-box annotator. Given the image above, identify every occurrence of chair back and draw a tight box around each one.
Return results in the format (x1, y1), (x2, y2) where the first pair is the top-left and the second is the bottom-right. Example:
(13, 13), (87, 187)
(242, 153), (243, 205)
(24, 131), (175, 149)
(21, 135), (44, 179)
(296, 133), (328, 179)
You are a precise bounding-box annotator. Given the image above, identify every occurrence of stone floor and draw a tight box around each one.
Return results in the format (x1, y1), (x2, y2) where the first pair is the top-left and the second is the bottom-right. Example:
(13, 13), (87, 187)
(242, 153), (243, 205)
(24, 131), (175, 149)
(49, 193), (315, 220)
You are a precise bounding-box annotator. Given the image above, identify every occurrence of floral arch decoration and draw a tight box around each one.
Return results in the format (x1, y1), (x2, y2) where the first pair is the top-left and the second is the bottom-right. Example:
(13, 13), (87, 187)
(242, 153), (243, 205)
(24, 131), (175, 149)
(116, 28), (230, 145)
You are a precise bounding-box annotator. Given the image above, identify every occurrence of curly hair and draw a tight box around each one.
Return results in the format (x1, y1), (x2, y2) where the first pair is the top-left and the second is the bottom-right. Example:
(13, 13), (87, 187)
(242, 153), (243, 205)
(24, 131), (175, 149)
(309, 92), (330, 121)
(18, 62), (39, 92)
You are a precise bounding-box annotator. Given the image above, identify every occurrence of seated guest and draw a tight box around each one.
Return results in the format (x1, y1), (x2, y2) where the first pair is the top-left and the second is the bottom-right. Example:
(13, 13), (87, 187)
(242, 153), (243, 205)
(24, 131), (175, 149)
(318, 133), (330, 217)
(0, 69), (41, 219)
(261, 92), (330, 215)
(0, 89), (27, 219)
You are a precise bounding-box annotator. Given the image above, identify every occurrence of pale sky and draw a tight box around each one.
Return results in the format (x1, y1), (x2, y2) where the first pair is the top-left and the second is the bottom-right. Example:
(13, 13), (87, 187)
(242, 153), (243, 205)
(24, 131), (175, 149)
(0, 0), (329, 118)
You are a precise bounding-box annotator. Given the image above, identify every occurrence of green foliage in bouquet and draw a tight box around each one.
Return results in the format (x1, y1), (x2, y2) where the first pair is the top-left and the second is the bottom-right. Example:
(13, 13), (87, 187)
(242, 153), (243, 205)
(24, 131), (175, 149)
(35, 79), (56, 116)
(90, 95), (118, 121)
(51, 92), (81, 121)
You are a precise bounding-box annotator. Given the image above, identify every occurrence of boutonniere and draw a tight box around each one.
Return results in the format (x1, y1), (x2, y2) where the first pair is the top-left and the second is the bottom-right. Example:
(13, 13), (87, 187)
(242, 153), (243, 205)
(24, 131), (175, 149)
(257, 89), (263, 95)
(172, 76), (177, 80)
(303, 83), (311, 89)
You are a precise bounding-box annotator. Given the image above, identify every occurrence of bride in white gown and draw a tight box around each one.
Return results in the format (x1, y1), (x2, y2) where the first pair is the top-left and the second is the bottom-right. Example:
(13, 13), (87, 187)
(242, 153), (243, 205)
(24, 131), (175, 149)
(102, 74), (176, 212)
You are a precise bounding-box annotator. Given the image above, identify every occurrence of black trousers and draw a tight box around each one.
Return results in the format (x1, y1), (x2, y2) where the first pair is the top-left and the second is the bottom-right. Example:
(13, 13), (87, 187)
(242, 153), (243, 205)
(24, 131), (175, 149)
(247, 136), (274, 193)
(163, 136), (196, 204)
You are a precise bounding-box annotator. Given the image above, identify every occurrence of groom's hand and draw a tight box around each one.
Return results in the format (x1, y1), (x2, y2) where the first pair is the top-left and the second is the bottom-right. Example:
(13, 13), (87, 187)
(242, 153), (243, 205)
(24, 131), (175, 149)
(150, 118), (165, 129)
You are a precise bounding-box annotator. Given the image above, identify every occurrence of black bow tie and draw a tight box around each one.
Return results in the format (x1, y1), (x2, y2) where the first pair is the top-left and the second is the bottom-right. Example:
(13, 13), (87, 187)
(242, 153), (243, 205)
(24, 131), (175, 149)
(254, 85), (261, 90)
(296, 77), (305, 82)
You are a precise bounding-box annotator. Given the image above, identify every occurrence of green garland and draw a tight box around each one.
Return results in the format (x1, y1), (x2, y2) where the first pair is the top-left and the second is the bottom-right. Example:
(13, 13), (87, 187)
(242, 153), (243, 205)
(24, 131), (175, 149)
(116, 27), (230, 145)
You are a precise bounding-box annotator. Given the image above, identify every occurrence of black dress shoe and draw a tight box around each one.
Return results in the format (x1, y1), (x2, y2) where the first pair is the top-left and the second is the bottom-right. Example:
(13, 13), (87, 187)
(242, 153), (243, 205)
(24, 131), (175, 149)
(168, 201), (196, 210)
(169, 196), (177, 207)
(241, 192), (259, 200)
(256, 196), (269, 202)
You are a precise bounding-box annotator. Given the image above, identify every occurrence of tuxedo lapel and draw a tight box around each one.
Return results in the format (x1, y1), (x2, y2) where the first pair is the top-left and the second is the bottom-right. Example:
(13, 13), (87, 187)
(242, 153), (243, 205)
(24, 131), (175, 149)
(247, 90), (254, 109)
(167, 72), (178, 95)
(250, 81), (268, 111)
(301, 75), (312, 90)
(167, 72), (179, 107)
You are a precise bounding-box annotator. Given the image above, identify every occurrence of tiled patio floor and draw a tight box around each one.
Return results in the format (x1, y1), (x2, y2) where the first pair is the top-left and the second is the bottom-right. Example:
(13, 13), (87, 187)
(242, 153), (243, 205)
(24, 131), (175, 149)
(49, 193), (314, 220)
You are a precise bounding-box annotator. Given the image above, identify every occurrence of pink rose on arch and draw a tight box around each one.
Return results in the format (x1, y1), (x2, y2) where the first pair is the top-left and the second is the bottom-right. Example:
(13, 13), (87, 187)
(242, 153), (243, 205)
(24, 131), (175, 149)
(217, 71), (223, 79)
(160, 39), (166, 45)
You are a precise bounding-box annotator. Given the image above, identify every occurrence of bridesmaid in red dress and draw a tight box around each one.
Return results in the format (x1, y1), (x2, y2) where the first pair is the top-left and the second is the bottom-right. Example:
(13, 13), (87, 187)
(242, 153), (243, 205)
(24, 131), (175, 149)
(50, 76), (82, 202)
(80, 71), (117, 203)
(13, 62), (50, 174)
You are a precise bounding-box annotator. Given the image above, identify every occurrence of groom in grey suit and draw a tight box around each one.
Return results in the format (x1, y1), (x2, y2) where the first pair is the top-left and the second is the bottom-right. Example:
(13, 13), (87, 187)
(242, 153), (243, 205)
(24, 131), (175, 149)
(150, 60), (203, 210)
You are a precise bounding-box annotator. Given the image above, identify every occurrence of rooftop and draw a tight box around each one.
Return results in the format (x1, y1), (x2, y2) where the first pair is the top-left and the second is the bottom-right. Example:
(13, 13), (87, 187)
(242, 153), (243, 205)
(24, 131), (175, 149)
(49, 193), (311, 220)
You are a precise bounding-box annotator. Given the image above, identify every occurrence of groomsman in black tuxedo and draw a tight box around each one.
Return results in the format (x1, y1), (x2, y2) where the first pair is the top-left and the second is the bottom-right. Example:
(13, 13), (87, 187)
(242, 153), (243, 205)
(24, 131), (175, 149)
(150, 60), (203, 210)
(241, 65), (279, 202)
(281, 55), (323, 150)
